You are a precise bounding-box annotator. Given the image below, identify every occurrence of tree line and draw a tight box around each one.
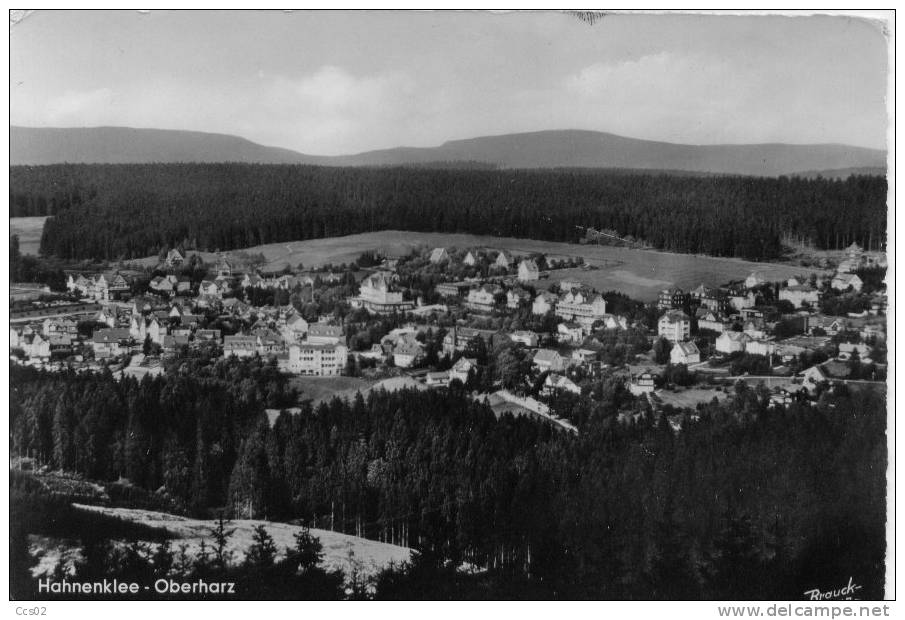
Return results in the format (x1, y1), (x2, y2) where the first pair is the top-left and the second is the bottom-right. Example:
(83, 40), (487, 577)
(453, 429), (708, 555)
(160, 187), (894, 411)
(9, 357), (887, 599)
(9, 164), (887, 261)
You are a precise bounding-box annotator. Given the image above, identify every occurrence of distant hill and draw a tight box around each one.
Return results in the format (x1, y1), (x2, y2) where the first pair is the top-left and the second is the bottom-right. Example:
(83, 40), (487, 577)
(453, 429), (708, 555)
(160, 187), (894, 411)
(10, 126), (318, 165)
(11, 126), (887, 177)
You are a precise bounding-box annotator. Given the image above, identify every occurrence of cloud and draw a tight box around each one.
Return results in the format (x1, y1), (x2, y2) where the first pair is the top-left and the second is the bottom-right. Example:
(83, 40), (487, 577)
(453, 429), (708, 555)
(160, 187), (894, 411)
(45, 87), (117, 125)
(246, 66), (428, 153)
(283, 65), (415, 111)
(561, 52), (743, 126)
(566, 53), (732, 99)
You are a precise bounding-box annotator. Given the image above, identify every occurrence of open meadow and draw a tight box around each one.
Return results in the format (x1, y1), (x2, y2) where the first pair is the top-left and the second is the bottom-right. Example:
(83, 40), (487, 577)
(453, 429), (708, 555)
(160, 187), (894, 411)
(38, 504), (411, 581)
(10, 216), (49, 255)
(211, 230), (825, 302)
(17, 215), (826, 302)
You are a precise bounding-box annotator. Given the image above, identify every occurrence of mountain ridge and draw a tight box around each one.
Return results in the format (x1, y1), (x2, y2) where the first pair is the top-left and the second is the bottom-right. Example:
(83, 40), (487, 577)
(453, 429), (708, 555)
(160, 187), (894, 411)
(10, 125), (886, 177)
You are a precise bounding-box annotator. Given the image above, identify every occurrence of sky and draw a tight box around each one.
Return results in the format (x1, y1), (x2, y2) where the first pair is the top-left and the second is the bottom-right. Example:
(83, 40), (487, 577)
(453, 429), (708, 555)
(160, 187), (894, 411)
(9, 10), (891, 155)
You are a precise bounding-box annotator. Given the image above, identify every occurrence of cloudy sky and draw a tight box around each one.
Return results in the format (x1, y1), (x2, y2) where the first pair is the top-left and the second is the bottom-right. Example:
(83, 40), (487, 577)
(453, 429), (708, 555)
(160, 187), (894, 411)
(10, 10), (890, 155)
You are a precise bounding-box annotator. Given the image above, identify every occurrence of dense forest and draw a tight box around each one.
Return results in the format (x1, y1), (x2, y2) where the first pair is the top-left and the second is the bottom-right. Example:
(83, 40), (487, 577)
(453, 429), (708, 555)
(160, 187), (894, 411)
(10, 358), (887, 599)
(9, 164), (886, 261)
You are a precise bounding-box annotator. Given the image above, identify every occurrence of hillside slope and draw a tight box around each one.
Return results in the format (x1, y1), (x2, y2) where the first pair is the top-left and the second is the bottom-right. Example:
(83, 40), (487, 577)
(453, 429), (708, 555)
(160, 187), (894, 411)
(329, 130), (886, 176)
(10, 126), (316, 165)
(11, 126), (886, 177)
(41, 504), (412, 580)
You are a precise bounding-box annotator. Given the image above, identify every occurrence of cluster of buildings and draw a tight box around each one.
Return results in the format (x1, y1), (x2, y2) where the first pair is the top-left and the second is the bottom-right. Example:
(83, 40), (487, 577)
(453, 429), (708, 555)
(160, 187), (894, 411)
(13, 240), (886, 421)
(67, 272), (132, 301)
(632, 259), (887, 402)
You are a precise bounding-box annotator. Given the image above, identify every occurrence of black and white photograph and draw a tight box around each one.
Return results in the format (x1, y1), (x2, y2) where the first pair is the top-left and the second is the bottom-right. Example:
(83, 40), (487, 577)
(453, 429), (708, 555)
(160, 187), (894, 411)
(7, 8), (895, 607)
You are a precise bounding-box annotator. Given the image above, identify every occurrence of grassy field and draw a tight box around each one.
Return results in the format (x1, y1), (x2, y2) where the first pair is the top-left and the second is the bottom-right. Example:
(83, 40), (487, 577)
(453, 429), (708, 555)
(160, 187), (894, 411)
(220, 230), (825, 301)
(52, 504), (410, 580)
(654, 388), (730, 409)
(10, 216), (49, 255)
(23, 217), (825, 301)
(289, 375), (377, 405)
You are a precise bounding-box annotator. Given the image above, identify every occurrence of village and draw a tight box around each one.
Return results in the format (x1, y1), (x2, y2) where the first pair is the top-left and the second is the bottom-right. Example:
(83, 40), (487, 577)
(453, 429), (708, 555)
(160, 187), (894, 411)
(9, 241), (888, 431)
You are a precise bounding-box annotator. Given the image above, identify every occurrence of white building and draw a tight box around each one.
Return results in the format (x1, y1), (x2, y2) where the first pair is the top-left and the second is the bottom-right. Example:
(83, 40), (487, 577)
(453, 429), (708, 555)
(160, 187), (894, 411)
(224, 335), (258, 358)
(91, 329), (132, 359)
(532, 292), (558, 315)
(729, 291), (757, 312)
(715, 331), (750, 355)
(280, 314), (310, 344)
(779, 285), (821, 308)
(555, 290), (607, 326)
(696, 309), (727, 333)
(392, 342), (423, 368)
(628, 371), (658, 396)
(425, 371), (450, 387)
(517, 259), (540, 282)
(670, 341), (701, 365)
(429, 248), (449, 263)
(307, 323), (344, 345)
(351, 272), (414, 314)
(831, 273), (864, 292)
(543, 374), (581, 395)
(288, 342), (348, 376)
(449, 357), (478, 384)
(744, 272), (766, 289)
(509, 331), (540, 347)
(533, 349), (567, 373)
(466, 285), (500, 312)
(557, 322), (584, 344)
(745, 339), (775, 358)
(658, 310), (691, 342)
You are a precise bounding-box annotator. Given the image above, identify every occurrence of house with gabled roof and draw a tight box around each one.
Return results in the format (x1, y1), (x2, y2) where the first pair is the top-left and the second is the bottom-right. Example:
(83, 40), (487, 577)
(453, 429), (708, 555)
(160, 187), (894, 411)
(556, 289), (607, 325)
(715, 331), (750, 355)
(628, 370), (658, 396)
(696, 308), (727, 333)
(91, 328), (132, 359)
(466, 284), (502, 312)
(670, 341), (701, 365)
(517, 259), (540, 282)
(532, 348), (567, 373)
(223, 335), (258, 358)
(543, 373), (581, 396)
(392, 342), (424, 368)
(449, 357), (478, 384)
(801, 361), (852, 393)
(506, 287), (532, 309)
(166, 248), (184, 267)
(307, 322), (344, 345)
(831, 273), (863, 292)
(425, 371), (450, 387)
(429, 247), (450, 263)
(494, 250), (513, 269)
(557, 322), (584, 345)
(532, 291), (558, 315)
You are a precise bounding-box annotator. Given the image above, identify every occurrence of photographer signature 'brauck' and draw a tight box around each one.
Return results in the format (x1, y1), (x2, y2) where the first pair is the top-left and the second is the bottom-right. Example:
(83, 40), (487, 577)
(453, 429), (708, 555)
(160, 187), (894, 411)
(803, 577), (862, 601)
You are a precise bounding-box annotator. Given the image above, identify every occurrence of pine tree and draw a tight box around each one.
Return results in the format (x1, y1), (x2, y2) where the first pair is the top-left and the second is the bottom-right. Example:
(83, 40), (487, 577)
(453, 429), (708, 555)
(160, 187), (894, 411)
(208, 514), (235, 570)
(245, 525), (278, 569)
(286, 527), (324, 573)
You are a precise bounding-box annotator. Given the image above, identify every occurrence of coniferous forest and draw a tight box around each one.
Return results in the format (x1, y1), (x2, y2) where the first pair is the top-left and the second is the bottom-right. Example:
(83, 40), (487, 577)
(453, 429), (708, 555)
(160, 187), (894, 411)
(9, 358), (887, 599)
(9, 164), (887, 261)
